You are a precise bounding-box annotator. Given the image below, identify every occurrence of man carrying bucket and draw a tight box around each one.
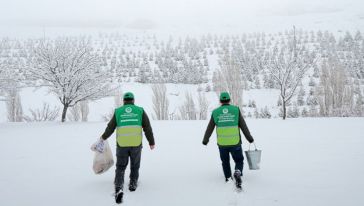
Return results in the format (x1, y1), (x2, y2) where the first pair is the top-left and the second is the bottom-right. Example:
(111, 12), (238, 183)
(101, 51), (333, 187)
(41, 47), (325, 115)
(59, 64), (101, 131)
(202, 91), (254, 190)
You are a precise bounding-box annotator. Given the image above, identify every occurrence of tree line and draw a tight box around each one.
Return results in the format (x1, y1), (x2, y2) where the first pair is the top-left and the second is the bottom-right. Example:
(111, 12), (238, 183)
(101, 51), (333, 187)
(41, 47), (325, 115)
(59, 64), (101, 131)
(0, 29), (363, 122)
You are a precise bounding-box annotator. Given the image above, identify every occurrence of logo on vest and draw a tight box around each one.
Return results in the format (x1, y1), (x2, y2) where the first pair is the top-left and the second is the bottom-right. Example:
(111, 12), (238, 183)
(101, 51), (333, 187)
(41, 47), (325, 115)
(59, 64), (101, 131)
(125, 107), (132, 113)
(223, 108), (228, 114)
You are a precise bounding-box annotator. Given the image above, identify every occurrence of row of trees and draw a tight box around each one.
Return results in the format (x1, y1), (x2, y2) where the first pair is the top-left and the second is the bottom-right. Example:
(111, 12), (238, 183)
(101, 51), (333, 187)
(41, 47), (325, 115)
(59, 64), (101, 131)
(150, 84), (210, 120)
(211, 28), (363, 119)
(0, 39), (24, 122)
(2, 30), (364, 87)
(1, 29), (363, 121)
(211, 27), (316, 119)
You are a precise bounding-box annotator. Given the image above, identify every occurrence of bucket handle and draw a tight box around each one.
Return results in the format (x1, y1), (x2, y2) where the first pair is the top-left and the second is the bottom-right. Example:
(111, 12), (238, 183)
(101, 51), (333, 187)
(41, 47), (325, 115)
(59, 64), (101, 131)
(249, 142), (258, 151)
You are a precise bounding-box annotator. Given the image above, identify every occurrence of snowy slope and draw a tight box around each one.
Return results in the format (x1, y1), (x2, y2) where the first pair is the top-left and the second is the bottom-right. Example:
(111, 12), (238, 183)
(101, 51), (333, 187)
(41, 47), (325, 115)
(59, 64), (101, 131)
(0, 118), (363, 206)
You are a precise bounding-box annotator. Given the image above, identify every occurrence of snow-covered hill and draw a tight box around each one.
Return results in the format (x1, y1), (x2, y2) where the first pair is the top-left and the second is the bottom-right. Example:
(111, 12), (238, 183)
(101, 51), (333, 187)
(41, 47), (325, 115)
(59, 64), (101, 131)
(0, 118), (363, 206)
(1, 28), (363, 122)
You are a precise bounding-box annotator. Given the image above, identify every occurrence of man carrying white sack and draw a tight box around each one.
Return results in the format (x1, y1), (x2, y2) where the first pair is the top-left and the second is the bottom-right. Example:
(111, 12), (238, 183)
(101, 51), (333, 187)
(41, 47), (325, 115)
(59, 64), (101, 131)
(92, 92), (155, 204)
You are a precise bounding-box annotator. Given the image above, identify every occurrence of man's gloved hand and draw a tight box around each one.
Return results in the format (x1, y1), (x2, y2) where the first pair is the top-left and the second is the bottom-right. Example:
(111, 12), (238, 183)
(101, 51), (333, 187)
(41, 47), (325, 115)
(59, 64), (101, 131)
(91, 138), (105, 153)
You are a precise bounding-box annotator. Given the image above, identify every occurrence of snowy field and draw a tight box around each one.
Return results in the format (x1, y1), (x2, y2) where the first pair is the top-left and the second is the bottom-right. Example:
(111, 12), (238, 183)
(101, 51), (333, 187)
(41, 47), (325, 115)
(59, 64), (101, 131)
(1, 118), (364, 206)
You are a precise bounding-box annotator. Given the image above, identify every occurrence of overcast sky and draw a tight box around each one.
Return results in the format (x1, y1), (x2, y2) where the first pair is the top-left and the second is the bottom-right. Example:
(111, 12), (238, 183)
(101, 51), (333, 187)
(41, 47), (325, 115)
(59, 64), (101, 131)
(0, 0), (362, 38)
(0, 0), (362, 26)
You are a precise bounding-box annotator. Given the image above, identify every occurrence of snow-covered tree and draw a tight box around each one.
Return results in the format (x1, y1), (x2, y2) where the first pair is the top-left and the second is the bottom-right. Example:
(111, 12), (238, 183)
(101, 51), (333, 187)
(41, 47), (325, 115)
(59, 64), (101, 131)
(308, 77), (316, 86)
(263, 73), (276, 88)
(197, 92), (209, 120)
(313, 65), (320, 78)
(205, 84), (211, 92)
(213, 53), (244, 108)
(0, 39), (24, 121)
(254, 76), (261, 89)
(103, 88), (123, 122)
(297, 87), (306, 106)
(259, 106), (272, 119)
(316, 57), (354, 117)
(80, 101), (89, 122)
(68, 103), (81, 121)
(287, 105), (300, 118)
(301, 107), (309, 117)
(265, 44), (314, 119)
(354, 91), (364, 116)
(66, 100), (89, 122)
(29, 37), (114, 122)
(179, 92), (197, 120)
(5, 89), (23, 122)
(254, 108), (259, 118)
(113, 87), (123, 108)
(248, 100), (257, 108)
(151, 84), (169, 120)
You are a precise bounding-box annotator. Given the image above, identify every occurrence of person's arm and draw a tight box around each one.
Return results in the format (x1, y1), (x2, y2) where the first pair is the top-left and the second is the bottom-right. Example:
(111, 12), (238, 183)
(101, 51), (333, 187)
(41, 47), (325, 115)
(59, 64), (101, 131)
(142, 111), (155, 146)
(202, 115), (216, 145)
(238, 109), (254, 143)
(101, 114), (117, 140)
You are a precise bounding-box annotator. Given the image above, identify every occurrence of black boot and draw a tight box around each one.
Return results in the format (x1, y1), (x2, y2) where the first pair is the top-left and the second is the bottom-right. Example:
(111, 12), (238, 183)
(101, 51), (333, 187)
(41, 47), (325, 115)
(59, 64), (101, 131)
(233, 170), (242, 189)
(129, 180), (138, 192)
(115, 188), (123, 204)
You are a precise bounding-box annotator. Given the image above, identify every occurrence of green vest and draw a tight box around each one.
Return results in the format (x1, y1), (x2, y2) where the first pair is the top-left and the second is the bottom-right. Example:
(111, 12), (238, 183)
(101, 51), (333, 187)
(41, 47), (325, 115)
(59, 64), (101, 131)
(212, 105), (240, 146)
(115, 104), (143, 147)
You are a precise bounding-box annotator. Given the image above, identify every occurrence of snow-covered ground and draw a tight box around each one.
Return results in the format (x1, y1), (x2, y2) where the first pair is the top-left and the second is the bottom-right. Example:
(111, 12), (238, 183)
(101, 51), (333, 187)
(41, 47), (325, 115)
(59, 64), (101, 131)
(1, 118), (363, 206)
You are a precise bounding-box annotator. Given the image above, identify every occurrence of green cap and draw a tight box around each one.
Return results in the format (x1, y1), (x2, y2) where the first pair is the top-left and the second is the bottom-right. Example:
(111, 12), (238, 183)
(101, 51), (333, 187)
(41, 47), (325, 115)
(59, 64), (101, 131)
(123, 92), (134, 100)
(220, 91), (230, 101)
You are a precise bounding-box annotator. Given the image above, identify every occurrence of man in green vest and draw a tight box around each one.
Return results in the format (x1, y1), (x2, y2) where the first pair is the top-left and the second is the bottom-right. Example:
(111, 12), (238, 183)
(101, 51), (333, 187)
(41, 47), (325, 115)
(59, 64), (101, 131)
(202, 91), (254, 190)
(95, 92), (155, 204)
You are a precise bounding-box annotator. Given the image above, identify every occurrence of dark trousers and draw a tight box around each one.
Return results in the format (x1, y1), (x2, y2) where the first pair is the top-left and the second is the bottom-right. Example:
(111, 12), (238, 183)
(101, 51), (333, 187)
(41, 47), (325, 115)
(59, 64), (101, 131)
(218, 145), (244, 179)
(114, 145), (142, 191)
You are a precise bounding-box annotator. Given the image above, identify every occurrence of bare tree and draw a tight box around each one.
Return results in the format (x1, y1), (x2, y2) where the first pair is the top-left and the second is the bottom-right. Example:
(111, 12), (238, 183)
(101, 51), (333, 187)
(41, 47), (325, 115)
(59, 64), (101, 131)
(354, 91), (364, 116)
(266, 44), (314, 119)
(66, 100), (89, 122)
(151, 84), (169, 120)
(213, 53), (244, 108)
(23, 103), (60, 122)
(0, 39), (24, 121)
(68, 103), (81, 121)
(80, 100), (89, 122)
(114, 87), (123, 108)
(6, 89), (23, 122)
(29, 37), (114, 122)
(179, 92), (197, 120)
(197, 91), (209, 120)
(316, 57), (354, 117)
(102, 87), (123, 122)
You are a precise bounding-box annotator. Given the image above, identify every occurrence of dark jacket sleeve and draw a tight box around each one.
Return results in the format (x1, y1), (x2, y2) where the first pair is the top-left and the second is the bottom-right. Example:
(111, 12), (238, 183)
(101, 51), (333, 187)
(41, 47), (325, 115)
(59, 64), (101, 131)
(238, 109), (254, 143)
(202, 115), (216, 145)
(101, 113), (117, 140)
(142, 111), (155, 145)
